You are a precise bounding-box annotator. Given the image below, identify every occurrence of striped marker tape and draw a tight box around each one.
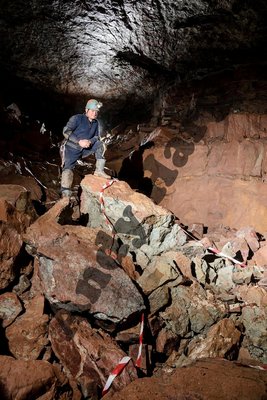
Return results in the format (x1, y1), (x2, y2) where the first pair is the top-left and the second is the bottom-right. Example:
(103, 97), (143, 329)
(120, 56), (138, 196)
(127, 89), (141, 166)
(102, 356), (131, 396)
(179, 225), (247, 268)
(207, 246), (246, 268)
(98, 181), (145, 395)
(248, 364), (267, 371)
(99, 181), (248, 269)
(99, 179), (117, 232)
(135, 313), (144, 368)
(102, 314), (145, 396)
(99, 179), (119, 259)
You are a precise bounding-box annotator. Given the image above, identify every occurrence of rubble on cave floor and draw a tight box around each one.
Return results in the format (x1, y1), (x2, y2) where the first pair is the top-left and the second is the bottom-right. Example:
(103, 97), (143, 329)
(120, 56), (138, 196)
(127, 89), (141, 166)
(1, 94), (267, 398)
(0, 173), (267, 399)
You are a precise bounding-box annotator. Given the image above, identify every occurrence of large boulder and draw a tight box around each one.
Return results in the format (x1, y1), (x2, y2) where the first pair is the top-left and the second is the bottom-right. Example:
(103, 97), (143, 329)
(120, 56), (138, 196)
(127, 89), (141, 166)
(0, 355), (79, 400)
(0, 184), (37, 289)
(5, 295), (49, 360)
(80, 176), (187, 266)
(49, 310), (138, 398)
(103, 358), (267, 400)
(24, 198), (145, 329)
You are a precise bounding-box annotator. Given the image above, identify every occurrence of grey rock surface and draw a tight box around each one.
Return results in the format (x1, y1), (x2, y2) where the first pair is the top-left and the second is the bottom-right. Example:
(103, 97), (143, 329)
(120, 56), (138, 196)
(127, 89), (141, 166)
(1, 0), (266, 116)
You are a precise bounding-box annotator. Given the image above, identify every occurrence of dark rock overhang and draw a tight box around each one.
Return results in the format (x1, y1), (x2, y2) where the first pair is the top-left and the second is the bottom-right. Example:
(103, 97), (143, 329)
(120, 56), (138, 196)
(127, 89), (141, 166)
(0, 0), (267, 126)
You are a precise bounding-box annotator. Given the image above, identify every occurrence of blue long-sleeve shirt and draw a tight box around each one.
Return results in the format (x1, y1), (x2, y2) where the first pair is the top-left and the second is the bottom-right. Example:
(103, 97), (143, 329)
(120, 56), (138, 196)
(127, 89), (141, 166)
(63, 114), (99, 146)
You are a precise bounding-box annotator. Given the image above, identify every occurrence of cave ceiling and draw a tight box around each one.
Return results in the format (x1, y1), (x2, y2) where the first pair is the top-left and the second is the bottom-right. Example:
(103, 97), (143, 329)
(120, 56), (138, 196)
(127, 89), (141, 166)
(0, 0), (267, 122)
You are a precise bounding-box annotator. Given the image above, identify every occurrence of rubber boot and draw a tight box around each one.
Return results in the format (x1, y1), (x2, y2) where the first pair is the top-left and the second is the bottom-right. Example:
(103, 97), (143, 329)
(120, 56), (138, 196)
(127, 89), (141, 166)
(94, 159), (109, 178)
(61, 169), (74, 197)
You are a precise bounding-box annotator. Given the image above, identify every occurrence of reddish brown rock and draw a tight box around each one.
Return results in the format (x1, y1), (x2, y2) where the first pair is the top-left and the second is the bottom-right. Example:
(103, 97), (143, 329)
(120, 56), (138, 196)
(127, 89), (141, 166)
(225, 113), (267, 140)
(103, 358), (267, 400)
(0, 175), (42, 201)
(49, 310), (137, 398)
(0, 184), (37, 225)
(235, 285), (267, 307)
(228, 236), (250, 263)
(0, 199), (35, 233)
(120, 254), (140, 281)
(140, 118), (267, 233)
(148, 315), (164, 338)
(196, 112), (267, 143)
(24, 198), (145, 327)
(0, 221), (22, 289)
(23, 197), (79, 247)
(0, 355), (80, 400)
(115, 321), (143, 344)
(148, 285), (170, 316)
(5, 295), (49, 360)
(161, 176), (267, 233)
(0, 184), (38, 289)
(30, 258), (45, 297)
(235, 226), (260, 253)
(137, 252), (181, 295)
(0, 184), (30, 212)
(128, 343), (153, 374)
(155, 327), (180, 356)
(252, 244), (267, 266)
(186, 319), (241, 363)
(172, 251), (194, 280)
(207, 140), (264, 177)
(188, 222), (204, 239)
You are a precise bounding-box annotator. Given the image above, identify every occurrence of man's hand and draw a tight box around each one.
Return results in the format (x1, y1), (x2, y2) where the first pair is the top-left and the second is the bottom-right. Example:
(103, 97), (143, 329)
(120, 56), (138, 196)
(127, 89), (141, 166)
(79, 139), (91, 148)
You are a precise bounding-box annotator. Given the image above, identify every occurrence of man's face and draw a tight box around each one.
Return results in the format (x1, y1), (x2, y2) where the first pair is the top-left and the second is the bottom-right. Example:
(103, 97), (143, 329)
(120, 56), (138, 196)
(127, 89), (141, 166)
(86, 108), (99, 120)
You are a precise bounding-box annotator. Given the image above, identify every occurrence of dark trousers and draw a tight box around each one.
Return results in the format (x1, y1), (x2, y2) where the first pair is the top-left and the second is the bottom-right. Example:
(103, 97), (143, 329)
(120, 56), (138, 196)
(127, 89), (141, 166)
(62, 140), (105, 171)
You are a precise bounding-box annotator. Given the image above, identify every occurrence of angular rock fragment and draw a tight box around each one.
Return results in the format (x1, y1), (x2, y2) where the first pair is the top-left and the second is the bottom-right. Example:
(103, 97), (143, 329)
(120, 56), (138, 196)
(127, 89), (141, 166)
(0, 292), (23, 327)
(49, 310), (137, 398)
(0, 355), (79, 400)
(5, 295), (49, 360)
(80, 176), (187, 265)
(24, 198), (145, 328)
(0, 222), (23, 289)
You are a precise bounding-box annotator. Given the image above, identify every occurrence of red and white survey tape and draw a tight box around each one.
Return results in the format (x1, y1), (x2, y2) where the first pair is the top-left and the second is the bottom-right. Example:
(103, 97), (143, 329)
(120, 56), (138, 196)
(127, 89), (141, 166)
(135, 313), (144, 368)
(99, 179), (251, 396)
(99, 179), (120, 259)
(99, 179), (118, 232)
(102, 313), (145, 396)
(99, 180), (145, 396)
(179, 226), (247, 268)
(102, 356), (131, 396)
(207, 246), (246, 268)
(98, 178), (267, 396)
(248, 364), (267, 371)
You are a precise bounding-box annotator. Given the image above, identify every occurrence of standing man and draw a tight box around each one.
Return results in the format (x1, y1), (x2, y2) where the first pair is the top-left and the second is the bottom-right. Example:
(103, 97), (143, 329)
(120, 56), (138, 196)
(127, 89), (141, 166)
(60, 99), (109, 197)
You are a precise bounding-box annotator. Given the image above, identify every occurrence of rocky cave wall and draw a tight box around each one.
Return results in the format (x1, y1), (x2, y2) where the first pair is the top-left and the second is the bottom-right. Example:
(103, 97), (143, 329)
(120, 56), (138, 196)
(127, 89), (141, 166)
(0, 0), (267, 128)
(0, 1), (267, 228)
(148, 68), (267, 233)
(115, 64), (267, 233)
(1, 2), (267, 399)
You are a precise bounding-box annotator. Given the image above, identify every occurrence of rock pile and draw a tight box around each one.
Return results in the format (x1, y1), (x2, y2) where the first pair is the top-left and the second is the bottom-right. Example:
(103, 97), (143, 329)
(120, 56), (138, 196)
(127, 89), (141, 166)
(0, 175), (266, 399)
